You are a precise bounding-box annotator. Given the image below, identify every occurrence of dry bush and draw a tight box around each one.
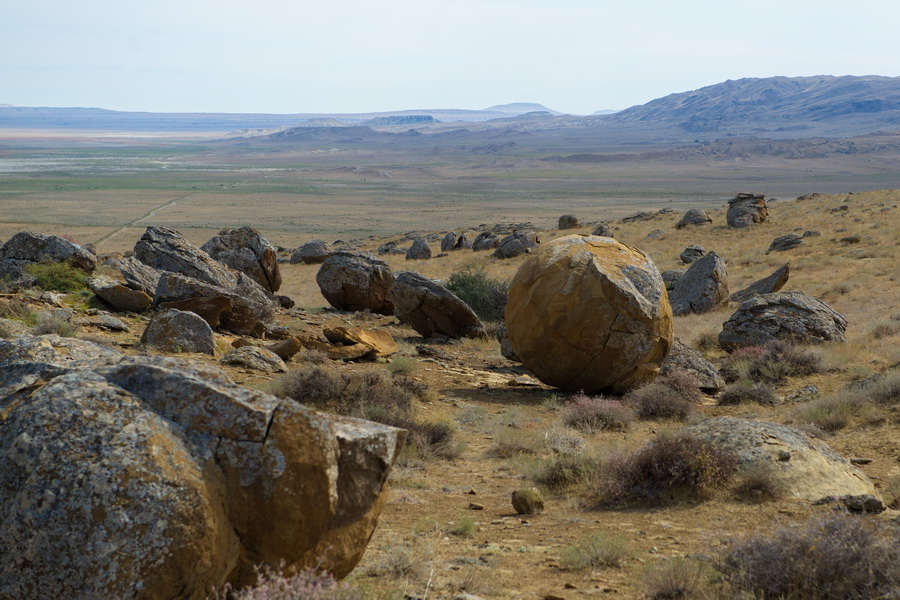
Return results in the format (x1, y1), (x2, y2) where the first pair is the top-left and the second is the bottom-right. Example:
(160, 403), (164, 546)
(720, 341), (823, 386)
(796, 396), (854, 432)
(543, 424), (586, 455)
(209, 565), (361, 600)
(361, 537), (436, 583)
(560, 392), (635, 432)
(0, 298), (34, 321)
(626, 384), (695, 421)
(845, 370), (900, 405)
(716, 514), (900, 599)
(642, 558), (713, 600)
(445, 263), (508, 323)
(33, 313), (79, 337)
(731, 467), (785, 502)
(489, 428), (546, 458)
(528, 453), (597, 493)
(587, 432), (738, 507)
(559, 532), (631, 570)
(718, 382), (778, 406)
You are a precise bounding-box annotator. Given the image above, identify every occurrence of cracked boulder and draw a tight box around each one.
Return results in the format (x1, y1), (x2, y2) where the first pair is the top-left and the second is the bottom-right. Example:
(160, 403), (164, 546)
(669, 251), (729, 316)
(316, 251), (395, 315)
(659, 338), (725, 393)
(0, 231), (97, 279)
(730, 263), (790, 304)
(141, 308), (217, 355)
(390, 271), (487, 339)
(726, 193), (768, 228)
(201, 226), (283, 293)
(0, 339), (404, 599)
(291, 240), (334, 265)
(719, 291), (847, 351)
(504, 234), (673, 394)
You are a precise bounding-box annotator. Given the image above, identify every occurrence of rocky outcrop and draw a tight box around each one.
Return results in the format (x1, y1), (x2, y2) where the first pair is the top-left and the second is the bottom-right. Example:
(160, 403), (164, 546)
(390, 271), (487, 339)
(726, 193), (768, 228)
(472, 231), (499, 251)
(766, 233), (803, 253)
(591, 222), (613, 237)
(315, 251), (395, 315)
(221, 346), (286, 372)
(105, 256), (163, 296)
(291, 240), (334, 265)
(504, 235), (673, 394)
(685, 417), (877, 500)
(669, 252), (729, 316)
(141, 308), (216, 355)
(558, 214), (579, 230)
(660, 338), (725, 393)
(201, 226), (282, 293)
(0, 231), (96, 278)
(88, 275), (153, 312)
(730, 264), (790, 303)
(405, 237), (432, 260)
(0, 341), (404, 599)
(676, 209), (712, 228)
(679, 245), (706, 264)
(494, 230), (539, 259)
(719, 291), (847, 351)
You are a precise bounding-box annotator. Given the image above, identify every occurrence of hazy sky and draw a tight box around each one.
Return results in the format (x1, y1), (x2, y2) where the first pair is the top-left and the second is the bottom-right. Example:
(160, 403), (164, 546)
(3, 0), (898, 115)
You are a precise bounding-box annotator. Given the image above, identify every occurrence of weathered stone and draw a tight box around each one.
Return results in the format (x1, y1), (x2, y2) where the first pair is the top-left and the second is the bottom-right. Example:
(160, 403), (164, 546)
(511, 487), (545, 515)
(685, 417), (877, 501)
(496, 321), (519, 362)
(0, 318), (28, 338)
(440, 232), (459, 252)
(322, 327), (398, 358)
(89, 275), (153, 312)
(390, 271), (487, 339)
(669, 252), (729, 316)
(676, 209), (712, 229)
(376, 241), (405, 255)
(221, 346), (286, 372)
(726, 193), (768, 228)
(93, 312), (130, 332)
(766, 233), (803, 254)
(659, 338), (725, 393)
(264, 337), (304, 360)
(0, 349), (404, 597)
(0, 334), (120, 364)
(646, 228), (666, 239)
(453, 234), (473, 250)
(622, 211), (655, 223)
(290, 240), (334, 265)
(472, 231), (499, 251)
(0, 231), (96, 273)
(505, 235), (673, 394)
(201, 226), (282, 293)
(591, 222), (613, 237)
(679, 245), (706, 264)
(316, 251), (395, 315)
(494, 230), (539, 259)
(105, 256), (163, 295)
(140, 308), (216, 355)
(405, 237), (432, 260)
(296, 334), (382, 361)
(730, 264), (790, 304)
(661, 268), (687, 290)
(159, 294), (233, 329)
(558, 214), (579, 230)
(719, 291), (847, 351)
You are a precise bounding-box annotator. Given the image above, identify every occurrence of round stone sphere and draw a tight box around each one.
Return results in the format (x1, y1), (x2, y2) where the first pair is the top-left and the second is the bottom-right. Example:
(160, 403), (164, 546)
(505, 235), (673, 394)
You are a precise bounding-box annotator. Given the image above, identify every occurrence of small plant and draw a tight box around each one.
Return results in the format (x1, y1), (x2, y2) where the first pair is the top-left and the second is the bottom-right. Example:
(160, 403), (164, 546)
(528, 453), (597, 492)
(716, 514), (900, 599)
(490, 428), (546, 458)
(718, 382), (778, 406)
(559, 532), (631, 570)
(447, 516), (478, 537)
(33, 313), (79, 337)
(732, 466), (785, 502)
(544, 424), (586, 455)
(845, 370), (900, 405)
(209, 565), (361, 600)
(796, 396), (854, 432)
(626, 383), (694, 420)
(0, 298), (34, 321)
(587, 432), (738, 507)
(386, 356), (417, 376)
(23, 261), (89, 292)
(560, 392), (635, 432)
(445, 264), (508, 323)
(642, 558), (712, 600)
(720, 341), (824, 386)
(362, 537), (435, 582)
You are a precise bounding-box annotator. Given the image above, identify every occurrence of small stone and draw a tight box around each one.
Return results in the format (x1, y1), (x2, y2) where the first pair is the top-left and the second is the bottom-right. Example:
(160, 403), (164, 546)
(511, 487), (544, 515)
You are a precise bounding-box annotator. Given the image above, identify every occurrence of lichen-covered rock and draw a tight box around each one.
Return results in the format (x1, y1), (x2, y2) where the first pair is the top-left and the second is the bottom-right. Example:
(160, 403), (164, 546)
(494, 230), (539, 259)
(0, 334), (120, 364)
(140, 308), (216, 355)
(676, 209), (712, 229)
(405, 237), (432, 260)
(591, 222), (613, 237)
(472, 231), (499, 251)
(505, 235), (673, 394)
(659, 338), (725, 393)
(453, 234), (473, 250)
(89, 274), (153, 312)
(390, 271), (486, 339)
(290, 240), (334, 265)
(496, 321), (519, 362)
(685, 417), (877, 500)
(558, 214), (579, 230)
(726, 193), (768, 228)
(0, 346), (405, 598)
(669, 252), (729, 316)
(0, 231), (97, 276)
(316, 251), (395, 315)
(201, 226), (282, 293)
(719, 291), (847, 351)
(440, 232), (458, 252)
(221, 346), (286, 372)
(730, 264), (790, 304)
(104, 256), (163, 296)
(661, 268), (686, 291)
(766, 233), (803, 254)
(679, 245), (705, 264)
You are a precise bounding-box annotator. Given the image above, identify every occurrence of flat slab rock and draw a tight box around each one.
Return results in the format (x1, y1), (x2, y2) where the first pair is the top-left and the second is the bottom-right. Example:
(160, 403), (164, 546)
(685, 417), (877, 501)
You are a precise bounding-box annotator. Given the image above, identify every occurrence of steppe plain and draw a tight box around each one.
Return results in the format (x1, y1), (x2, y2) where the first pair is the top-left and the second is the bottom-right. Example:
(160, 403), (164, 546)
(1, 124), (899, 599)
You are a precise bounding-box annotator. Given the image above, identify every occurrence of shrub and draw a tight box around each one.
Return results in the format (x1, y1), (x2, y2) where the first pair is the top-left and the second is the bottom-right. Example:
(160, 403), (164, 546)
(655, 369), (704, 402)
(716, 514), (900, 599)
(0, 298), (33, 321)
(587, 432), (738, 507)
(33, 313), (79, 337)
(23, 261), (89, 292)
(528, 453), (597, 492)
(796, 396), (854, 432)
(543, 424), (586, 455)
(718, 382), (778, 406)
(447, 516), (478, 537)
(209, 565), (361, 600)
(362, 537), (434, 582)
(720, 341), (823, 386)
(732, 467), (785, 502)
(386, 356), (417, 376)
(559, 532), (631, 570)
(845, 370), (900, 405)
(626, 383), (694, 420)
(490, 428), (546, 458)
(560, 392), (635, 432)
(445, 264), (508, 323)
(642, 558), (712, 600)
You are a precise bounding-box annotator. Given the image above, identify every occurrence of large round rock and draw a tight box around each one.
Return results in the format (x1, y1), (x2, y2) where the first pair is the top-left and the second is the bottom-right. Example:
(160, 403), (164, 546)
(315, 251), (395, 315)
(505, 235), (673, 393)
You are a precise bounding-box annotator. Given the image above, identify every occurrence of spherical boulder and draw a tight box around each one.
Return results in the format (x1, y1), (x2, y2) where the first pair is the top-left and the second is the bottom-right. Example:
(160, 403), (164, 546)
(504, 235), (673, 394)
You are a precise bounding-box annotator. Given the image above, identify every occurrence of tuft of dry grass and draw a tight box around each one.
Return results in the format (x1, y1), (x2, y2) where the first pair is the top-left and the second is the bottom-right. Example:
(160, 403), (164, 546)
(560, 392), (636, 432)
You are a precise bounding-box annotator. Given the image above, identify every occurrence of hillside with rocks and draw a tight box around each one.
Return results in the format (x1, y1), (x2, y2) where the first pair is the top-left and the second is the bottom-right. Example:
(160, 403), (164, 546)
(0, 190), (898, 599)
